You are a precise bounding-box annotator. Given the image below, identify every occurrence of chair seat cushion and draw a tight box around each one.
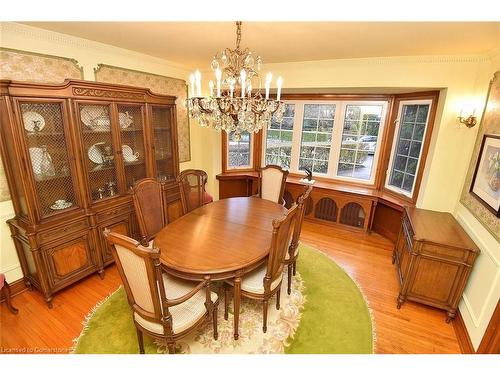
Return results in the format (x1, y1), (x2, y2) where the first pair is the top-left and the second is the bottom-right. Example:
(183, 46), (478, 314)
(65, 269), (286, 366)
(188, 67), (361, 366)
(134, 273), (218, 335)
(203, 192), (213, 204)
(0, 273), (5, 290)
(238, 264), (282, 294)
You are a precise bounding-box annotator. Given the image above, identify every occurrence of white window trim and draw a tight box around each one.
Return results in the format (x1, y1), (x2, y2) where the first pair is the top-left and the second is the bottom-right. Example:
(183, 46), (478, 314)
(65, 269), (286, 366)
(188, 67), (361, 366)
(226, 132), (254, 170)
(261, 99), (389, 185)
(384, 99), (433, 198)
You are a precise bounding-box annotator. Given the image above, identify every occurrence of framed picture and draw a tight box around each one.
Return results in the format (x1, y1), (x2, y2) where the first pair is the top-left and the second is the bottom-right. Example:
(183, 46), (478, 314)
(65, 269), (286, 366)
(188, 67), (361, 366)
(470, 134), (500, 217)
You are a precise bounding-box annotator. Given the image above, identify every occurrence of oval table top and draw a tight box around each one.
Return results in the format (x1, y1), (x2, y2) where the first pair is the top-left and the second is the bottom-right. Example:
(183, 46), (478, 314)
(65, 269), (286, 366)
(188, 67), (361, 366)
(154, 197), (288, 279)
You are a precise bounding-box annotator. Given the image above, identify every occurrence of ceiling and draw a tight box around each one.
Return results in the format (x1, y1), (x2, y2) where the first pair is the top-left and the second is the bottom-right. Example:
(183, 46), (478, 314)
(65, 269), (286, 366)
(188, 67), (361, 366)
(23, 22), (500, 69)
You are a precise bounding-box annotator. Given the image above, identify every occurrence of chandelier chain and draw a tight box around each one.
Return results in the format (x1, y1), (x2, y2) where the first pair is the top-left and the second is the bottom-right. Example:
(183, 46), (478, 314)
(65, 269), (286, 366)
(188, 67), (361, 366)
(236, 21), (242, 50)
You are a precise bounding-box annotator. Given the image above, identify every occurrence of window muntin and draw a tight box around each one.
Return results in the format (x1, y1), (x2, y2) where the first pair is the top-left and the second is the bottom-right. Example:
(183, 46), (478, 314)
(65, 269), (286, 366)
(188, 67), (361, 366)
(227, 131), (253, 169)
(298, 104), (336, 174)
(386, 100), (431, 197)
(265, 104), (295, 169)
(336, 104), (384, 181)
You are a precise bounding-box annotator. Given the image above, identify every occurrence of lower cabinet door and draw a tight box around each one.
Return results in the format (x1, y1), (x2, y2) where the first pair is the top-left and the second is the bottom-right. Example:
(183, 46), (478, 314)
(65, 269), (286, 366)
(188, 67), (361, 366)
(99, 217), (133, 265)
(43, 233), (96, 289)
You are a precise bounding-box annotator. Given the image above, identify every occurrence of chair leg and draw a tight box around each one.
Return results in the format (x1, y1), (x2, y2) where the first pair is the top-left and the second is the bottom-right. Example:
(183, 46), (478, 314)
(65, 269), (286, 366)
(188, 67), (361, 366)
(292, 260), (297, 276)
(287, 263), (293, 295)
(167, 342), (176, 354)
(135, 327), (145, 354)
(224, 284), (229, 321)
(213, 303), (218, 340)
(276, 288), (281, 310)
(262, 298), (269, 333)
(3, 281), (19, 315)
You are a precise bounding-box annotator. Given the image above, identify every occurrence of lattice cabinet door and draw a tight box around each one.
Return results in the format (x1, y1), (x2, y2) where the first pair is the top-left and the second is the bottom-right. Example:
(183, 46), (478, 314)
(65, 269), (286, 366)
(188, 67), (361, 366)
(151, 105), (176, 182)
(117, 104), (148, 190)
(17, 100), (80, 219)
(76, 102), (121, 203)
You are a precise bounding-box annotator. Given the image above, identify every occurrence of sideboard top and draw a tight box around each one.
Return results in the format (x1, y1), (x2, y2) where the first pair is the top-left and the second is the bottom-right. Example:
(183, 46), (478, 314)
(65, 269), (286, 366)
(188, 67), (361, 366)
(405, 206), (480, 252)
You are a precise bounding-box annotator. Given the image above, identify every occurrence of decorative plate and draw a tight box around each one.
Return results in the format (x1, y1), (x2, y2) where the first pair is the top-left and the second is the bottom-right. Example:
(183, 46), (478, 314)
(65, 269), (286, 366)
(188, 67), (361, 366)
(80, 106), (110, 131)
(28, 147), (44, 175)
(119, 112), (134, 129)
(122, 145), (139, 162)
(87, 142), (106, 164)
(50, 201), (73, 210)
(23, 111), (46, 132)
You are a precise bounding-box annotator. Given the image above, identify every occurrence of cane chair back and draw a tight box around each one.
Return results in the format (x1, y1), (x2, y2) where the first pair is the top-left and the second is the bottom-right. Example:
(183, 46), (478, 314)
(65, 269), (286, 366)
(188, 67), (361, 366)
(290, 185), (313, 251)
(178, 169), (209, 214)
(131, 178), (167, 244)
(104, 230), (166, 330)
(258, 165), (289, 204)
(264, 204), (298, 290)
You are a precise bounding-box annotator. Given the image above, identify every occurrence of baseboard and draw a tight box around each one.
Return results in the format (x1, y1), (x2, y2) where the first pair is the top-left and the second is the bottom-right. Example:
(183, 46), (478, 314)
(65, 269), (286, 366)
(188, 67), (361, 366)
(0, 278), (27, 303)
(453, 308), (475, 354)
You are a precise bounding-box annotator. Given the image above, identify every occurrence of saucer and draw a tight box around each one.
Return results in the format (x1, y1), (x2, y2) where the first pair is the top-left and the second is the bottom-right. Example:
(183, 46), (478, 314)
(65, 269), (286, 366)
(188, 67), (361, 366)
(50, 201), (73, 210)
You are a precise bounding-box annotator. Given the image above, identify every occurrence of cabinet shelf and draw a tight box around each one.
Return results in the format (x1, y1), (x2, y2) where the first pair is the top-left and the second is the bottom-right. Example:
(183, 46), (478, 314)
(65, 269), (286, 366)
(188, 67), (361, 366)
(34, 173), (71, 182)
(27, 131), (64, 137)
(124, 160), (145, 167)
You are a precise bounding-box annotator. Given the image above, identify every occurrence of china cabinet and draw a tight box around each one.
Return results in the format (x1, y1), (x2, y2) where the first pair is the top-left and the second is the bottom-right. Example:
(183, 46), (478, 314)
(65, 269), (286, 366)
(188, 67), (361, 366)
(0, 79), (181, 306)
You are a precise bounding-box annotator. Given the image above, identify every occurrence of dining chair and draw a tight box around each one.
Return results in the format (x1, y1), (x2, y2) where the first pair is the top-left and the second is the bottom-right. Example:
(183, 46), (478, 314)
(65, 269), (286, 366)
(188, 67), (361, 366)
(224, 203), (298, 334)
(104, 230), (218, 354)
(284, 185), (313, 295)
(131, 178), (167, 246)
(257, 165), (289, 205)
(177, 169), (213, 215)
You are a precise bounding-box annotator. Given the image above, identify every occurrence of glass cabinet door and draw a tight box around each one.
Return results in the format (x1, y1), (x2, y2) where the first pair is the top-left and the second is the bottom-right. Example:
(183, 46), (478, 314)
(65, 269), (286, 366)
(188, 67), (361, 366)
(20, 101), (79, 217)
(151, 106), (175, 182)
(117, 104), (147, 190)
(77, 103), (120, 203)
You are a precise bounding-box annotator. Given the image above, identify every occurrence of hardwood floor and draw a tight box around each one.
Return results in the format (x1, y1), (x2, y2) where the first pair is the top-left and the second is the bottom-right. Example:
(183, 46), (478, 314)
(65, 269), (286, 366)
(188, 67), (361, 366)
(0, 222), (461, 354)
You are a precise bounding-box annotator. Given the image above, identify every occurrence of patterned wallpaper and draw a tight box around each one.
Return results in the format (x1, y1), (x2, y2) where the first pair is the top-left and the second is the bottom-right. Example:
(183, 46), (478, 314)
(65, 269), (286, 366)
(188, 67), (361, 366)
(459, 71), (500, 241)
(94, 64), (191, 162)
(0, 48), (84, 202)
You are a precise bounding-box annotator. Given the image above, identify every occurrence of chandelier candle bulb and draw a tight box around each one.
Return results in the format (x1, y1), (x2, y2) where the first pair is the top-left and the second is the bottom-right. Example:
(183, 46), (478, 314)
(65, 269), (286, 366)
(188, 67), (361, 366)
(215, 68), (222, 97)
(189, 74), (195, 98)
(277, 76), (283, 101)
(195, 70), (202, 97)
(208, 80), (214, 97)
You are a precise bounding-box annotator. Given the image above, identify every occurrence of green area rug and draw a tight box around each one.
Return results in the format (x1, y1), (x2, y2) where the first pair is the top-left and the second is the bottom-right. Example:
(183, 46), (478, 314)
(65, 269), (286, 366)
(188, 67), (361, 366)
(73, 244), (374, 354)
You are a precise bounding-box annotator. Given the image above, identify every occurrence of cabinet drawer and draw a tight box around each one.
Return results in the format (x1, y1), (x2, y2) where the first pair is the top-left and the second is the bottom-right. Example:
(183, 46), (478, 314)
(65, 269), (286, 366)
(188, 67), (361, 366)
(42, 233), (96, 289)
(37, 217), (89, 245)
(96, 204), (133, 223)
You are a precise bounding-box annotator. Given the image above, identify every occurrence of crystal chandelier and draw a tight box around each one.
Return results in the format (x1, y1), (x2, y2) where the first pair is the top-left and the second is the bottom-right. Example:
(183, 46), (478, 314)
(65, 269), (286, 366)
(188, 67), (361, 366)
(186, 21), (285, 141)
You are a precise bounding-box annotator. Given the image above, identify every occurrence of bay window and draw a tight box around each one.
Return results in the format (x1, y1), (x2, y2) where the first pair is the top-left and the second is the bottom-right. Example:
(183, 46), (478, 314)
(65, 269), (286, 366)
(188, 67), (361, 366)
(262, 100), (388, 184)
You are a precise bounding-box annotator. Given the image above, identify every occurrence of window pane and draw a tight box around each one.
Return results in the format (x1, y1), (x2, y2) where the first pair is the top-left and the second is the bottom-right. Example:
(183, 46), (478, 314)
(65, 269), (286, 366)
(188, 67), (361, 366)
(299, 104), (336, 174)
(387, 103), (430, 195)
(336, 104), (383, 180)
(228, 131), (251, 168)
(265, 104), (295, 169)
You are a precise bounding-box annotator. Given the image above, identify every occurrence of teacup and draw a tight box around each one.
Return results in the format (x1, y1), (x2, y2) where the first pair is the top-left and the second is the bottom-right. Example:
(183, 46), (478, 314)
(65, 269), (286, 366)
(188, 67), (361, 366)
(55, 199), (67, 206)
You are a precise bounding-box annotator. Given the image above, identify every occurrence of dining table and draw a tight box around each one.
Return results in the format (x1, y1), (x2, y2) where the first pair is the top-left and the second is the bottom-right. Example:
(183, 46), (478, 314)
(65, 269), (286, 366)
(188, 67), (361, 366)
(154, 196), (288, 340)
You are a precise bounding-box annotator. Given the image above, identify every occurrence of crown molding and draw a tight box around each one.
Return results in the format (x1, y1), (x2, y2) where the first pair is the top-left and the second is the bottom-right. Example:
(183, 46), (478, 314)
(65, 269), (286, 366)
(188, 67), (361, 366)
(0, 22), (190, 74)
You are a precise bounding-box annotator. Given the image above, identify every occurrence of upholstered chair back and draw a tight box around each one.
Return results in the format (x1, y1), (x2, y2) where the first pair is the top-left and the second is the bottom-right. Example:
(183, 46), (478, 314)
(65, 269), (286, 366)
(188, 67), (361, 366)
(290, 185), (313, 249)
(131, 178), (167, 244)
(258, 165), (289, 204)
(178, 169), (209, 214)
(104, 230), (165, 325)
(265, 204), (298, 288)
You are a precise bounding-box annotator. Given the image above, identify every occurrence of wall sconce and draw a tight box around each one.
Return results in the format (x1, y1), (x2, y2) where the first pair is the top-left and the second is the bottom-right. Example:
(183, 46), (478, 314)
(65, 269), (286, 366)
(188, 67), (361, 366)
(457, 109), (477, 128)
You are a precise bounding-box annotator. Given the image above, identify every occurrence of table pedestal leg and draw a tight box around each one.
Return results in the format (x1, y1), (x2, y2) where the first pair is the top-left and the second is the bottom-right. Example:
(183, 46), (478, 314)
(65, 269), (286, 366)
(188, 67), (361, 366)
(233, 277), (241, 340)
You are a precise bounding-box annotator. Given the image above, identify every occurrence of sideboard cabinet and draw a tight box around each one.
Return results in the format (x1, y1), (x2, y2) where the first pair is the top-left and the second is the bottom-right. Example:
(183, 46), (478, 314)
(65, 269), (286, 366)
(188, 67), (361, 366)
(393, 206), (480, 322)
(0, 79), (182, 307)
